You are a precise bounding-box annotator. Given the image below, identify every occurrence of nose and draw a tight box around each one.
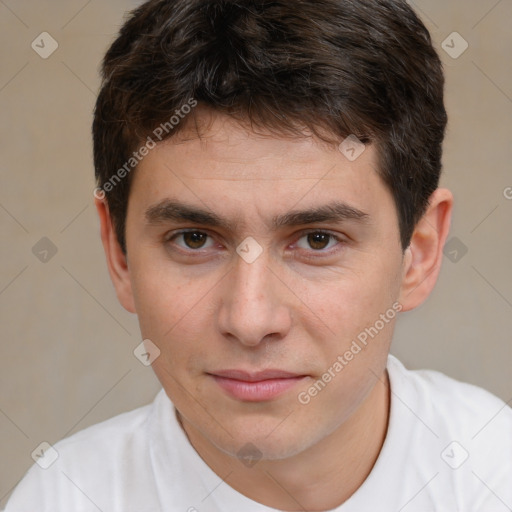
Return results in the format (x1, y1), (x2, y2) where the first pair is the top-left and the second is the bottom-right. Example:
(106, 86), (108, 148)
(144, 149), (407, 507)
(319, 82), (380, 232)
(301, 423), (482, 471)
(217, 254), (292, 347)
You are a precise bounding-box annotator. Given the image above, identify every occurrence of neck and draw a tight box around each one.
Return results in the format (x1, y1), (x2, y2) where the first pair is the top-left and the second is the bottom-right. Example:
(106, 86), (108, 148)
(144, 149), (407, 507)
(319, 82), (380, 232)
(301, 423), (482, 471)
(180, 370), (390, 511)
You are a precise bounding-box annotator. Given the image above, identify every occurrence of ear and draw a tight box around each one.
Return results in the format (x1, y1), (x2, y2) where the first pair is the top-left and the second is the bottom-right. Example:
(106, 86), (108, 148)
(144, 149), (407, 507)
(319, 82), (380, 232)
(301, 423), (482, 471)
(398, 188), (453, 311)
(94, 196), (136, 314)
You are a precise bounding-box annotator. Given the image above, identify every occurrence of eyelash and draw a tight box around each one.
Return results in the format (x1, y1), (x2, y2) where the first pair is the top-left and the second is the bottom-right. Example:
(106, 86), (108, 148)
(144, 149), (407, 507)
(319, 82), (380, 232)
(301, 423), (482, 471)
(164, 229), (346, 258)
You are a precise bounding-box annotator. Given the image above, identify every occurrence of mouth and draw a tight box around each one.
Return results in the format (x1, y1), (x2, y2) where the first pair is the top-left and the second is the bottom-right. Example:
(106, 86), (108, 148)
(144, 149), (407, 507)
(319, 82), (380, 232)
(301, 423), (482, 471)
(207, 369), (309, 402)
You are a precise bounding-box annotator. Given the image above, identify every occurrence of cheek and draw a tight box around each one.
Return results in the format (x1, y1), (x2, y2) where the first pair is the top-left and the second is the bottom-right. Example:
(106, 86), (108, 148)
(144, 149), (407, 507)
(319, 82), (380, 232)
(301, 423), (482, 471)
(304, 263), (400, 335)
(131, 265), (212, 351)
(132, 264), (236, 386)
(295, 270), (396, 425)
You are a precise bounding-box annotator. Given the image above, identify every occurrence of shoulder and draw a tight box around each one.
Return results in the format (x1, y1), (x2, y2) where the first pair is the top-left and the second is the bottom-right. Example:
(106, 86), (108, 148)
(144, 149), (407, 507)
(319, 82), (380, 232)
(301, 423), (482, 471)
(45, 393), (157, 472)
(4, 390), (165, 511)
(386, 354), (512, 508)
(387, 354), (512, 427)
(56, 395), (155, 452)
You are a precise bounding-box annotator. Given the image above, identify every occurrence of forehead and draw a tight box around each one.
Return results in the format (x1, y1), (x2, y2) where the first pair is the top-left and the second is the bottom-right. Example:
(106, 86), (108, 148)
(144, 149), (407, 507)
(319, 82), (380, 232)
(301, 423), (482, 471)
(133, 112), (381, 185)
(124, 113), (403, 251)
(126, 112), (397, 234)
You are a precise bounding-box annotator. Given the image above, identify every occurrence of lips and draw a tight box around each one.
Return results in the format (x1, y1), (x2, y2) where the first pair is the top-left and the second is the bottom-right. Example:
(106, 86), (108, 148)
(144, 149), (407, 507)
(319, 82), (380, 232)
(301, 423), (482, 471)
(211, 369), (303, 381)
(208, 369), (307, 402)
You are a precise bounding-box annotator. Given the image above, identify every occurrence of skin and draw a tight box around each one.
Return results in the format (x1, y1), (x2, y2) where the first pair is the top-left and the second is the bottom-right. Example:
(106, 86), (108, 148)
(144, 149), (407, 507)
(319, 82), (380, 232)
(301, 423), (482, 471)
(95, 111), (453, 510)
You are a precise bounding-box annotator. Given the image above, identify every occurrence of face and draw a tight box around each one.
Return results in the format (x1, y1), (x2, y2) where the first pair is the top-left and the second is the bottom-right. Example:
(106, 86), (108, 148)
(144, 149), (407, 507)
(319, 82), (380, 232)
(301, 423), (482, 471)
(122, 113), (407, 460)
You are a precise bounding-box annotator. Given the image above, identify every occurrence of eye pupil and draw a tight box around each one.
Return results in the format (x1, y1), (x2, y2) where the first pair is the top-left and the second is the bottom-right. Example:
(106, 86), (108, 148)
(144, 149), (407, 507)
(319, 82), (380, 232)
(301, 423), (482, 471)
(184, 232), (207, 249)
(179, 232), (333, 251)
(308, 233), (330, 250)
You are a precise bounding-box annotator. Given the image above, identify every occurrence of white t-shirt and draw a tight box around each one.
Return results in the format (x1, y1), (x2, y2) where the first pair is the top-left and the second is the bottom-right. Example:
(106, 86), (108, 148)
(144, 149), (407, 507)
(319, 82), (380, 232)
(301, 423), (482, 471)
(4, 355), (512, 512)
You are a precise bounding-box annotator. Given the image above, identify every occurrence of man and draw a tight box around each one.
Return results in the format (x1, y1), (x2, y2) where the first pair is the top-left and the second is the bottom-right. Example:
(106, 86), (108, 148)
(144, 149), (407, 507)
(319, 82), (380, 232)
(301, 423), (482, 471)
(5, 0), (512, 510)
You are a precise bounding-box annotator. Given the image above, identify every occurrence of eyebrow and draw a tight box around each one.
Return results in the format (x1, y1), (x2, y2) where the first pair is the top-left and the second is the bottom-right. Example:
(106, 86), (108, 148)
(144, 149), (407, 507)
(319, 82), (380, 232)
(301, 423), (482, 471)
(144, 199), (369, 230)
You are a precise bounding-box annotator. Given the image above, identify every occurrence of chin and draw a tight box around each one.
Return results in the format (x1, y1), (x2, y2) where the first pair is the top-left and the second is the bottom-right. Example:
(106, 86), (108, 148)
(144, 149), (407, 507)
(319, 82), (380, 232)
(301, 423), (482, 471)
(209, 422), (322, 463)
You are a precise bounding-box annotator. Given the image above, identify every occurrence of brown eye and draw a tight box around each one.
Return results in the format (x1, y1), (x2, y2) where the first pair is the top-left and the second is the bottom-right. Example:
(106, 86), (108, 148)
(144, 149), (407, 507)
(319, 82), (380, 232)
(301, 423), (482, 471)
(165, 230), (218, 257)
(295, 231), (341, 253)
(178, 231), (210, 249)
(307, 233), (331, 250)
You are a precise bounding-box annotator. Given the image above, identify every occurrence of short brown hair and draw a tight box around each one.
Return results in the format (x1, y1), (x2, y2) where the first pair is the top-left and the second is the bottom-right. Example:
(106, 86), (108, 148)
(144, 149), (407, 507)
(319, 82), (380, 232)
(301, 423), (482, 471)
(93, 0), (447, 253)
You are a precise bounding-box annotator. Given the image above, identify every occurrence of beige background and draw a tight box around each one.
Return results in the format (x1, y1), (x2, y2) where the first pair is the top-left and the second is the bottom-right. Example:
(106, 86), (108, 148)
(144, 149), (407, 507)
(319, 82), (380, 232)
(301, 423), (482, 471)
(1, 0), (511, 505)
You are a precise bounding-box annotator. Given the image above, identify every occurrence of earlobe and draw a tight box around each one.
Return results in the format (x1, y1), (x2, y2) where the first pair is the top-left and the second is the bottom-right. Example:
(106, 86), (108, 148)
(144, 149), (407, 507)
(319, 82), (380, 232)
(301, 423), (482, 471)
(398, 188), (453, 311)
(94, 197), (137, 314)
